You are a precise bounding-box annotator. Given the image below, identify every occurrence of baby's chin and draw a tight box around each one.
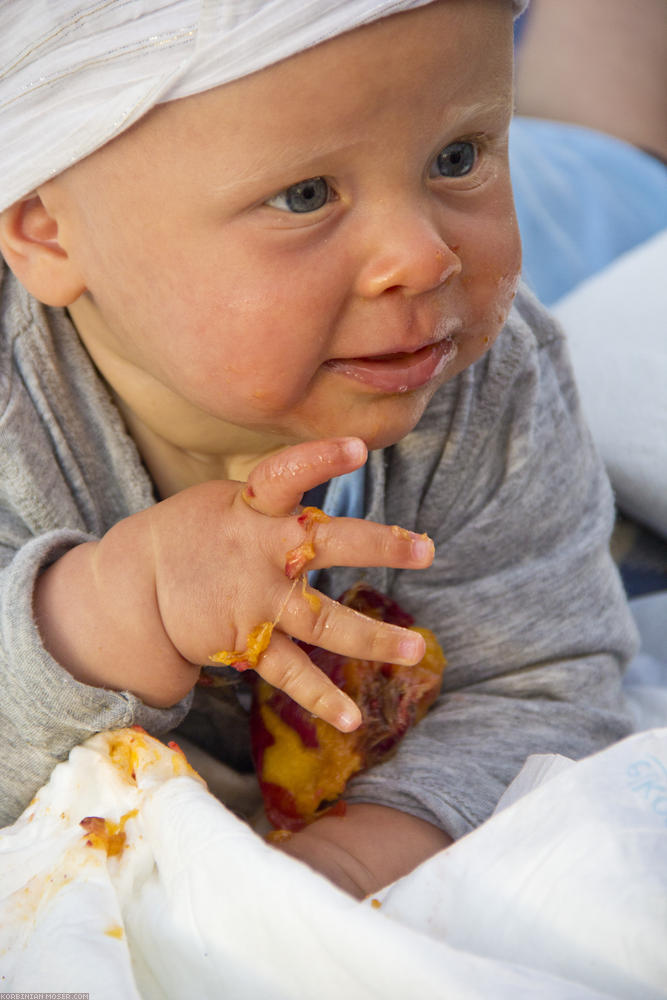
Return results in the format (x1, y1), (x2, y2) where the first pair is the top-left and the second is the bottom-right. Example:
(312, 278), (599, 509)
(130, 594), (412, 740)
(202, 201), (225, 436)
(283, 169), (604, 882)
(217, 370), (446, 457)
(302, 383), (443, 454)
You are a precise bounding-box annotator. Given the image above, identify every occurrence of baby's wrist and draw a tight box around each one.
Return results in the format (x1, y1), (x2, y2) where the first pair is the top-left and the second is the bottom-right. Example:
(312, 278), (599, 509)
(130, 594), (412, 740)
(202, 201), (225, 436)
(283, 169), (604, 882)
(34, 522), (195, 706)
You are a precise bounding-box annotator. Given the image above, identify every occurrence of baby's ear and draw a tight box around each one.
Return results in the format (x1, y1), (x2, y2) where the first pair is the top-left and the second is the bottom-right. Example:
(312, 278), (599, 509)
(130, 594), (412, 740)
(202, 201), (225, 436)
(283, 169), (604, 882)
(0, 193), (86, 306)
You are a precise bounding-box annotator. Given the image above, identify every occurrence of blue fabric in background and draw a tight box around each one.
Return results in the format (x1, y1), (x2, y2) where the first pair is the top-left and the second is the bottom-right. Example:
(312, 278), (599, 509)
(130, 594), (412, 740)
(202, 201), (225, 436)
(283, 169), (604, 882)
(510, 117), (667, 306)
(303, 467), (365, 587)
(513, 8), (529, 45)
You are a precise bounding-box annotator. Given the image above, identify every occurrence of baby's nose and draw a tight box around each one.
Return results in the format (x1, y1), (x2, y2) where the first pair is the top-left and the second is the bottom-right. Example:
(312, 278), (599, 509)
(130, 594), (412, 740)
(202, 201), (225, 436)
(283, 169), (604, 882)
(353, 212), (461, 299)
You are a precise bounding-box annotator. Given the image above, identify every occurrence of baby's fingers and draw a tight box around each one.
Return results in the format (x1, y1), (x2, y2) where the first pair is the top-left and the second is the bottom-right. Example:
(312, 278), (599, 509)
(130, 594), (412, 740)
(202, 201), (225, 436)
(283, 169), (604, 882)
(304, 518), (435, 574)
(281, 589), (426, 671)
(245, 437), (367, 517)
(255, 631), (362, 732)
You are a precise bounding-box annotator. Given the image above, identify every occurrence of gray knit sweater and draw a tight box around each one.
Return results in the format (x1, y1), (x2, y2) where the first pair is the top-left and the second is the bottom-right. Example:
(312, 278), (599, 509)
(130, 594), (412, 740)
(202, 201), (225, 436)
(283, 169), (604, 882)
(0, 262), (637, 832)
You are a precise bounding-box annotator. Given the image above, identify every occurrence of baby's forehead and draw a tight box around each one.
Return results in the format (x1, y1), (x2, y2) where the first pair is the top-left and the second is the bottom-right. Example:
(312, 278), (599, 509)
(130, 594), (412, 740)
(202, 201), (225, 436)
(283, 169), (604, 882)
(0, 0), (528, 214)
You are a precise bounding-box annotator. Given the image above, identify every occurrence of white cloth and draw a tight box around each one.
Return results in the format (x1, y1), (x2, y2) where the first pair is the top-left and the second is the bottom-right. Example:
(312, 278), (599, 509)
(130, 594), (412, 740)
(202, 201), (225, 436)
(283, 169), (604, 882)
(0, 0), (529, 213)
(552, 229), (667, 540)
(1, 726), (666, 999)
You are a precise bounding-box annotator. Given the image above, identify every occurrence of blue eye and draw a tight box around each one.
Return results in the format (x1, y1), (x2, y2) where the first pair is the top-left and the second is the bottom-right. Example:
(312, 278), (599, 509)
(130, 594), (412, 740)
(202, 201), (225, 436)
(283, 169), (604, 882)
(266, 177), (332, 213)
(433, 141), (476, 178)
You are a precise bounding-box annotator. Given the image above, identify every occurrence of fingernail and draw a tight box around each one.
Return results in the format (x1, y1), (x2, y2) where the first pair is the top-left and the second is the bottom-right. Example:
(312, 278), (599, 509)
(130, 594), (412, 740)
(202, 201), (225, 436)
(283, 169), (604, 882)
(411, 535), (433, 561)
(341, 438), (366, 463)
(337, 704), (362, 732)
(399, 633), (424, 661)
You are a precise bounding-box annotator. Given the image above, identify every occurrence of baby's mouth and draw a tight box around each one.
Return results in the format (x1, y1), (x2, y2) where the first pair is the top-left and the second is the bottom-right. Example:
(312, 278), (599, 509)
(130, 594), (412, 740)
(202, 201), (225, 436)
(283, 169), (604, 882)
(324, 337), (458, 394)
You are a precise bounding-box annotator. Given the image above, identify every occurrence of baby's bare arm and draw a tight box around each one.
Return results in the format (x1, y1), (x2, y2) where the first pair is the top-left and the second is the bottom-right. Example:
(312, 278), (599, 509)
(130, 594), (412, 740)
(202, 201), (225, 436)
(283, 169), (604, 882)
(273, 803), (452, 898)
(33, 438), (433, 730)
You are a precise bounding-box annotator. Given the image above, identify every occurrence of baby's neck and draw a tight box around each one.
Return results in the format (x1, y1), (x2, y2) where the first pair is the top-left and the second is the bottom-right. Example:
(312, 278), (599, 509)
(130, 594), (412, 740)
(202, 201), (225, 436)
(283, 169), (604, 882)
(112, 391), (287, 497)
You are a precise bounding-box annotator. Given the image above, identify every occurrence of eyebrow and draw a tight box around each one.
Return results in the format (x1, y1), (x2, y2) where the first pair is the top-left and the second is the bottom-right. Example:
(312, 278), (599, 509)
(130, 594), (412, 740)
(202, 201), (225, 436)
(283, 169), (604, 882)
(210, 138), (363, 195)
(211, 96), (513, 195)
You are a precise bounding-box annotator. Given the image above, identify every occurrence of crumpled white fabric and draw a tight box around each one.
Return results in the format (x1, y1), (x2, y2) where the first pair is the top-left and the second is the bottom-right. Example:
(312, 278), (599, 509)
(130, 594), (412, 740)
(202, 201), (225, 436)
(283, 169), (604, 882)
(1, 726), (665, 1000)
(0, 0), (529, 213)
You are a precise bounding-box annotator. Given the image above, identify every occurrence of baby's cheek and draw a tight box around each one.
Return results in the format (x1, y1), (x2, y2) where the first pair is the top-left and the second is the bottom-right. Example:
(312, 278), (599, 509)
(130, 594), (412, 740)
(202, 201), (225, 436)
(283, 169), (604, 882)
(493, 267), (521, 330)
(451, 262), (520, 376)
(220, 360), (320, 423)
(469, 265), (518, 331)
(470, 221), (521, 334)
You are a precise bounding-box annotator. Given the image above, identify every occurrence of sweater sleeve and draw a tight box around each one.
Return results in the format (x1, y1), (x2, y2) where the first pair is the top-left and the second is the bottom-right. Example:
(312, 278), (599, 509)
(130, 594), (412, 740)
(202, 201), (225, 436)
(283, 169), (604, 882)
(0, 268), (192, 826)
(0, 533), (192, 827)
(342, 286), (638, 838)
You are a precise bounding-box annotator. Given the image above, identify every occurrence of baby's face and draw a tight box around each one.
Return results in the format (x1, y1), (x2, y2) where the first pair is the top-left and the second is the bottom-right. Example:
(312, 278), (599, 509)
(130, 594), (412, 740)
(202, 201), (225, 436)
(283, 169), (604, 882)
(57, 0), (520, 457)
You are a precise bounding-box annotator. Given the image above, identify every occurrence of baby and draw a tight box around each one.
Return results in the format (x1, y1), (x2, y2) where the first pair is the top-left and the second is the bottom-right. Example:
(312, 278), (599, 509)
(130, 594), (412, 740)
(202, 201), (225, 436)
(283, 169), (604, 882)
(0, 0), (637, 896)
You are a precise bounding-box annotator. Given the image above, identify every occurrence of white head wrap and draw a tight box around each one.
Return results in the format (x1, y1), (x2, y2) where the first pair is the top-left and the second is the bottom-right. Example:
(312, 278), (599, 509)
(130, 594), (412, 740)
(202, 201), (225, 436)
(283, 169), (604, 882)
(0, 0), (529, 213)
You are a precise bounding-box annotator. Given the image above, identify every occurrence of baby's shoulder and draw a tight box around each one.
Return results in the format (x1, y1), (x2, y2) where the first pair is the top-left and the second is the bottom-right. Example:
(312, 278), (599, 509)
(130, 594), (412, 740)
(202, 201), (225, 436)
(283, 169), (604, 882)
(508, 281), (565, 353)
(0, 262), (76, 417)
(483, 282), (567, 388)
(435, 281), (565, 409)
(0, 261), (30, 412)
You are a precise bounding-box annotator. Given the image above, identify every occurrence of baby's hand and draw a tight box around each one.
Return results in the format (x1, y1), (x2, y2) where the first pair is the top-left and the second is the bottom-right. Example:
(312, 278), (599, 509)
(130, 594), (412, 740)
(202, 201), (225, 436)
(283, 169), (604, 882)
(147, 438), (434, 730)
(34, 438), (433, 727)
